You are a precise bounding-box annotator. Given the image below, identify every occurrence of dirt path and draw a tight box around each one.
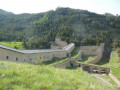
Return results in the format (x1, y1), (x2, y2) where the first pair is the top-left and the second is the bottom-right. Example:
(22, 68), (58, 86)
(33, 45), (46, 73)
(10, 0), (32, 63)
(93, 74), (114, 88)
(109, 73), (120, 87)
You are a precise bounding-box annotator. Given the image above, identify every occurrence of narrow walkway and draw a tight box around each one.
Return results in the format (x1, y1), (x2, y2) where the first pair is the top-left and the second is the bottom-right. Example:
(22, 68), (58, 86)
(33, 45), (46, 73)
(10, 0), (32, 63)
(93, 74), (114, 88)
(109, 73), (120, 87)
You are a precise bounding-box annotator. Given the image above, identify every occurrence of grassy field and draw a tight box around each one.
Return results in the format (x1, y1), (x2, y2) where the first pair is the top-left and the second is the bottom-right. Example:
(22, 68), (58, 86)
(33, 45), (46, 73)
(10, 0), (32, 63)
(0, 42), (24, 49)
(0, 61), (113, 90)
(77, 56), (96, 63)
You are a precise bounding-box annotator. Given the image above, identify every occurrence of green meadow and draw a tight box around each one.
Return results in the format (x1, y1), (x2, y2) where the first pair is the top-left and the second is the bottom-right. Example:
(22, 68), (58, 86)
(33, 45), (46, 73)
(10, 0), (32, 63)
(0, 61), (113, 90)
(0, 42), (24, 49)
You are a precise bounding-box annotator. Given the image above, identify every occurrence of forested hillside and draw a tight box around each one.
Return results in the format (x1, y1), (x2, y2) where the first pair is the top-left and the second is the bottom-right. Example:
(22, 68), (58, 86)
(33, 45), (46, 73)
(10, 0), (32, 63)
(0, 7), (120, 49)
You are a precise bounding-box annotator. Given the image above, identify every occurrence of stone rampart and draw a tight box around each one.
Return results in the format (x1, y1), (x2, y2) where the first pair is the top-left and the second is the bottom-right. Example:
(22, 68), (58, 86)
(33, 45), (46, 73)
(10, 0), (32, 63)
(88, 44), (104, 64)
(70, 60), (110, 75)
(80, 46), (100, 56)
(55, 38), (67, 47)
(0, 43), (75, 64)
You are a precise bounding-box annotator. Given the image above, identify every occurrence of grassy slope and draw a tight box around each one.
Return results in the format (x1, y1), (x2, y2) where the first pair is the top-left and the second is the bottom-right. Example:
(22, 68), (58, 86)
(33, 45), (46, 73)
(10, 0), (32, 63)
(0, 61), (113, 90)
(77, 56), (96, 63)
(0, 42), (24, 49)
(97, 51), (120, 81)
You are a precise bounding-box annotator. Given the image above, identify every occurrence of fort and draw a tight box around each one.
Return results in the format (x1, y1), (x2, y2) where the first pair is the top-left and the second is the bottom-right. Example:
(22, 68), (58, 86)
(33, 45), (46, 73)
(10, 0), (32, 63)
(53, 43), (111, 75)
(0, 40), (111, 74)
(0, 43), (75, 64)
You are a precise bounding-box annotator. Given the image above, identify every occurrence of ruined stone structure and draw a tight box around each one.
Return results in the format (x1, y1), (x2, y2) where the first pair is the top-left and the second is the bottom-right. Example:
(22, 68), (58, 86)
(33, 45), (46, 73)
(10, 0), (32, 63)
(80, 46), (100, 56)
(70, 60), (110, 75)
(0, 43), (75, 64)
(77, 43), (110, 64)
(55, 38), (67, 47)
(53, 59), (110, 75)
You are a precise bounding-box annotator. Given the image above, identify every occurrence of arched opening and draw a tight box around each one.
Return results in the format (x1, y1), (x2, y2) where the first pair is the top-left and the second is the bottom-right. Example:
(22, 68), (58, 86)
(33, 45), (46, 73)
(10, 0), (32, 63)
(101, 69), (107, 74)
(92, 67), (99, 73)
(16, 58), (18, 61)
(24, 59), (26, 62)
(83, 66), (90, 72)
(70, 63), (73, 66)
(6, 56), (9, 59)
(30, 58), (32, 61)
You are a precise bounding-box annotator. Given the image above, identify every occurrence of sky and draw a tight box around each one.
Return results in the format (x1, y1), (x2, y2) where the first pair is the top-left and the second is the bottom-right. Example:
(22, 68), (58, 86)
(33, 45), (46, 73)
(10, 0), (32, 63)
(0, 0), (120, 15)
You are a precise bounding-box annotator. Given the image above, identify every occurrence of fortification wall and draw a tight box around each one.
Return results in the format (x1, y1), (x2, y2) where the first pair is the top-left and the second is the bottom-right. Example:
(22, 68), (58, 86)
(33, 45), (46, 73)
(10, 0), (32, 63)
(0, 43), (75, 64)
(70, 60), (110, 74)
(88, 44), (104, 64)
(63, 43), (75, 53)
(80, 46), (100, 56)
(55, 38), (67, 47)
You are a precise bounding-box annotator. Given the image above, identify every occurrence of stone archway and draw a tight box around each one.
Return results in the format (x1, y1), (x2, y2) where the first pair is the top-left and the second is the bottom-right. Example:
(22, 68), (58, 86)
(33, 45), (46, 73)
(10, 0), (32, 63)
(92, 67), (99, 73)
(83, 66), (90, 72)
(100, 69), (107, 74)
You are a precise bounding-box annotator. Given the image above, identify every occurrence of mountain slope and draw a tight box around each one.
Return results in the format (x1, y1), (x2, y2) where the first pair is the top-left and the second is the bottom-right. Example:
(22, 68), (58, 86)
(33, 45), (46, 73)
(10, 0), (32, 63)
(0, 7), (120, 49)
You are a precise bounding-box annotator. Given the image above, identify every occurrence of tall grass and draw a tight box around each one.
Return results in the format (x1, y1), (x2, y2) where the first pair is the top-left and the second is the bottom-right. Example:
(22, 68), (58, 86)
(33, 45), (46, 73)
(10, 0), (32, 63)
(97, 51), (120, 81)
(0, 61), (113, 90)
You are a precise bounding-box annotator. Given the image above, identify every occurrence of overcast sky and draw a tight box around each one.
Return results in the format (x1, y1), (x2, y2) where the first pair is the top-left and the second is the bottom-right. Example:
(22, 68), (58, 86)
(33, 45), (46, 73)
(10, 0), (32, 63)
(0, 0), (120, 15)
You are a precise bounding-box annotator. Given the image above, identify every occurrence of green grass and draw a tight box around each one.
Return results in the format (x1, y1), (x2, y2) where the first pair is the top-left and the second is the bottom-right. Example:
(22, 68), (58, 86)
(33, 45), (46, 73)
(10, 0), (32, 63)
(71, 50), (81, 59)
(0, 61), (113, 90)
(0, 42), (24, 49)
(98, 74), (117, 86)
(77, 56), (96, 63)
(96, 51), (120, 81)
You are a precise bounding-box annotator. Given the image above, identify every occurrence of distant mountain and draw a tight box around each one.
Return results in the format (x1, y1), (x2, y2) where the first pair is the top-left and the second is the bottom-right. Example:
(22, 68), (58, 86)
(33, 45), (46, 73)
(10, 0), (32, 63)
(0, 9), (14, 14)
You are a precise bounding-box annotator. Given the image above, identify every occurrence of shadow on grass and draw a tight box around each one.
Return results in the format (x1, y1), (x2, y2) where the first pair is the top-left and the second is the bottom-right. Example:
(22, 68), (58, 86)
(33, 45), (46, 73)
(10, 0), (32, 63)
(95, 59), (109, 65)
(43, 58), (66, 65)
(77, 56), (90, 63)
(66, 66), (79, 69)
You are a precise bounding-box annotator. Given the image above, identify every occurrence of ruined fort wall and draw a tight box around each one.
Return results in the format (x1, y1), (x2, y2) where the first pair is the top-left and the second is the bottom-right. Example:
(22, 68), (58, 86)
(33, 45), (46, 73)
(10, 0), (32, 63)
(55, 38), (67, 47)
(88, 44), (104, 64)
(80, 46), (100, 56)
(63, 43), (75, 53)
(0, 43), (74, 64)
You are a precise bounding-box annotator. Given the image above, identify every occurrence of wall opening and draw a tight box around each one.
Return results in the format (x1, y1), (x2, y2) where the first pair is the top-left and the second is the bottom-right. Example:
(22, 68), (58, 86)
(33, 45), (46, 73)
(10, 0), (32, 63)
(6, 56), (9, 59)
(83, 66), (90, 72)
(16, 58), (18, 61)
(24, 59), (26, 62)
(92, 67), (99, 73)
(30, 58), (32, 61)
(100, 69), (107, 74)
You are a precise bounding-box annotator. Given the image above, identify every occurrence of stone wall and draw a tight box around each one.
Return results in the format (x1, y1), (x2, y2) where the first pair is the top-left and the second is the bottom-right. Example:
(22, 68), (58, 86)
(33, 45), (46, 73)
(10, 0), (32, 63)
(0, 43), (75, 64)
(80, 46), (100, 56)
(55, 38), (67, 47)
(63, 43), (75, 53)
(88, 44), (104, 64)
(70, 60), (110, 74)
